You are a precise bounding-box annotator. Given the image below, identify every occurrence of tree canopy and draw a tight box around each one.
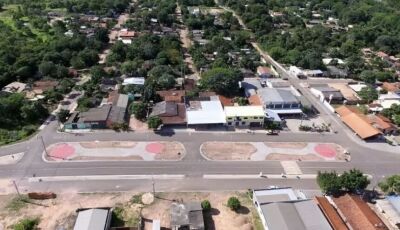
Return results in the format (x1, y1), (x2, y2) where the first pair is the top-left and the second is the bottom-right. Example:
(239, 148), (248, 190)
(200, 68), (243, 96)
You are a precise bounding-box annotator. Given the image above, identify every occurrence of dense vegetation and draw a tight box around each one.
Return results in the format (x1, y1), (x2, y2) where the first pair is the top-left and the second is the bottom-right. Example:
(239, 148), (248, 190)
(221, 0), (400, 77)
(317, 169), (370, 195)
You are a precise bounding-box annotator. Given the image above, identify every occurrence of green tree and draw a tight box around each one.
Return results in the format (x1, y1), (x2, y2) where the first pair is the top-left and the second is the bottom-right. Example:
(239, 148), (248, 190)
(360, 70), (376, 85)
(147, 116), (162, 129)
(358, 86), (378, 103)
(340, 169), (370, 193)
(38, 61), (56, 77)
(317, 171), (342, 195)
(227, 197), (241, 211)
(200, 68), (243, 96)
(157, 73), (176, 90)
(379, 175), (400, 195)
(57, 110), (70, 123)
(201, 200), (211, 211)
(129, 102), (147, 120)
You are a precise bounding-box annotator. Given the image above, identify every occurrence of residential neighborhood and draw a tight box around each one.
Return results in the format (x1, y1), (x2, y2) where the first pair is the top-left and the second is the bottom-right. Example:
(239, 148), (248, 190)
(1, 0), (400, 229)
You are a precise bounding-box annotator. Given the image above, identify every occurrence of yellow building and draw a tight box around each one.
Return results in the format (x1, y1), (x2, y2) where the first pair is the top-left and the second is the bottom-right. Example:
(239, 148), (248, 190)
(224, 106), (265, 127)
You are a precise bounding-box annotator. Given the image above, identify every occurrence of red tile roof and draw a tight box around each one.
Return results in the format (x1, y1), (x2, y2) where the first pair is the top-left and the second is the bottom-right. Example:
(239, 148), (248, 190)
(218, 95), (234, 106)
(333, 194), (388, 230)
(315, 196), (349, 230)
(248, 95), (262, 106)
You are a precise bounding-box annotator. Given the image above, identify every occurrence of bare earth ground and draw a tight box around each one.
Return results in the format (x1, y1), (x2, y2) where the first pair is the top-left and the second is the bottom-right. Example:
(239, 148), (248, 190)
(201, 142), (257, 160)
(155, 142), (186, 160)
(264, 142), (308, 149)
(80, 141), (137, 148)
(0, 192), (262, 230)
(266, 153), (323, 161)
(129, 116), (149, 131)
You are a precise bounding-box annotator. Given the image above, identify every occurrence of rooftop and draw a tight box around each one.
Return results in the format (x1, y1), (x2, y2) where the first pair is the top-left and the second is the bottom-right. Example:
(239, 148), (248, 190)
(170, 202), (204, 229)
(79, 104), (112, 122)
(335, 106), (382, 139)
(186, 100), (226, 125)
(73, 208), (110, 230)
(333, 194), (388, 230)
(314, 196), (349, 230)
(261, 200), (332, 230)
(2, 82), (27, 93)
(224, 106), (265, 117)
(260, 88), (300, 105)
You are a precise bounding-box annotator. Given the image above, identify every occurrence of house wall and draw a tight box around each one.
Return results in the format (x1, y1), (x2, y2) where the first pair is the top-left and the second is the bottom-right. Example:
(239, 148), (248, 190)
(226, 115), (264, 127)
(252, 192), (268, 230)
(265, 102), (301, 110)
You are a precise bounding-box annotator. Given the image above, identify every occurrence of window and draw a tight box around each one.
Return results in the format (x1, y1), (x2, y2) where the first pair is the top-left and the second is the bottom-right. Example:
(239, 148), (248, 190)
(228, 122), (232, 125)
(242, 121), (246, 125)
(283, 103), (291, 109)
(244, 117), (248, 120)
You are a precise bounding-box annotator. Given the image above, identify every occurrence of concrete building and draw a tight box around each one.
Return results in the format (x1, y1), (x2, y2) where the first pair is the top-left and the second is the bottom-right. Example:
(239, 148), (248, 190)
(73, 208), (112, 230)
(310, 84), (344, 103)
(150, 101), (186, 125)
(224, 106), (265, 127)
(170, 202), (204, 230)
(252, 188), (332, 230)
(185, 96), (226, 126)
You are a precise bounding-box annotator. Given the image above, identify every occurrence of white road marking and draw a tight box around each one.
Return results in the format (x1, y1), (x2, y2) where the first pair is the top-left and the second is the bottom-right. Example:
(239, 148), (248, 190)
(281, 161), (303, 175)
(28, 174), (185, 182)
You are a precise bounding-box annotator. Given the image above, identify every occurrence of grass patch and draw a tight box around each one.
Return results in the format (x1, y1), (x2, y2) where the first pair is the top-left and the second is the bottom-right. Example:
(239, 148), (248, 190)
(111, 204), (141, 228)
(12, 217), (40, 230)
(130, 194), (143, 204)
(7, 195), (31, 212)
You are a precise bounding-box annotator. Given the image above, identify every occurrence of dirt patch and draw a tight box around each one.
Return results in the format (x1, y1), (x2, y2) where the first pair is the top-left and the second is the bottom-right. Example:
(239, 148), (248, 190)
(129, 116), (149, 131)
(0, 193), (134, 230)
(80, 141), (137, 148)
(154, 142), (186, 160)
(264, 142), (307, 149)
(202, 142), (257, 160)
(141, 192), (259, 230)
(266, 153), (324, 161)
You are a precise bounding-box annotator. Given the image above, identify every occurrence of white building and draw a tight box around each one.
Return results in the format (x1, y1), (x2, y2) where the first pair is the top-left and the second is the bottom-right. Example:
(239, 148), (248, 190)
(186, 97), (226, 125)
(225, 106), (265, 127)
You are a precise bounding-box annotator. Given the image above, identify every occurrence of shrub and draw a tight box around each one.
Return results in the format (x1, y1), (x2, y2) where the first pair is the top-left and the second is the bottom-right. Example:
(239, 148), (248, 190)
(227, 197), (241, 211)
(13, 218), (39, 230)
(201, 200), (211, 211)
(299, 125), (312, 131)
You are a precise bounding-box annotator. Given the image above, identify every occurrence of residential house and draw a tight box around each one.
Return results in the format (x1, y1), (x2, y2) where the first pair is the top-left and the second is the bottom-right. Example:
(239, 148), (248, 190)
(123, 77), (145, 86)
(329, 83), (360, 103)
(375, 92), (400, 109)
(157, 90), (185, 103)
(65, 104), (112, 129)
(314, 197), (349, 230)
(106, 93), (129, 126)
(253, 188), (332, 230)
(224, 106), (265, 127)
(335, 106), (382, 140)
(289, 66), (306, 79)
(333, 194), (388, 230)
(170, 202), (204, 230)
(73, 208), (112, 230)
(2, 82), (27, 93)
(100, 78), (118, 92)
(185, 96), (226, 126)
(367, 114), (397, 135)
(303, 69), (324, 78)
(257, 66), (274, 78)
(382, 82), (400, 95)
(118, 29), (136, 44)
(376, 195), (400, 229)
(326, 66), (349, 78)
(150, 101), (186, 125)
(310, 84), (344, 103)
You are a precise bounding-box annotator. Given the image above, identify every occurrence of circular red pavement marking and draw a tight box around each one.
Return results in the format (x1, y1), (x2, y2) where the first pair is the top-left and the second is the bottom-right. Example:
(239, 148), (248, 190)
(145, 143), (164, 154)
(314, 144), (337, 158)
(48, 143), (75, 159)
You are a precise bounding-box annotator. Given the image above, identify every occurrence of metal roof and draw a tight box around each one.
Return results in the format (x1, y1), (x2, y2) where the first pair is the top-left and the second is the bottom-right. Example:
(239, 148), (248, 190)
(73, 209), (109, 230)
(261, 200), (332, 230)
(260, 88), (299, 104)
(186, 101), (226, 125)
(150, 101), (178, 117)
(79, 105), (112, 122)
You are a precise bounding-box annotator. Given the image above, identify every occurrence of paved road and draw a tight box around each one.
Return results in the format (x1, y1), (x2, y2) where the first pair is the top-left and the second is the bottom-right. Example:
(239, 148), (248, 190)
(0, 2), (399, 193)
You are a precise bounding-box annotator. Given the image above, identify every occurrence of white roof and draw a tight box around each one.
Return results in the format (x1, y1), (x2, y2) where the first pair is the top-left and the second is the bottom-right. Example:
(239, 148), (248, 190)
(379, 92), (400, 100)
(348, 84), (367, 92)
(119, 38), (132, 44)
(322, 58), (345, 65)
(73, 209), (109, 230)
(380, 100), (400, 109)
(123, 77), (145, 85)
(2, 82), (27, 93)
(269, 108), (303, 114)
(186, 101), (226, 125)
(225, 106), (265, 117)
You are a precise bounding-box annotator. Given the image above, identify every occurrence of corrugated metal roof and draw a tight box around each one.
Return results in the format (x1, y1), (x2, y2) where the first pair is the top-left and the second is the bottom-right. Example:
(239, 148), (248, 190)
(186, 101), (226, 125)
(225, 106), (265, 117)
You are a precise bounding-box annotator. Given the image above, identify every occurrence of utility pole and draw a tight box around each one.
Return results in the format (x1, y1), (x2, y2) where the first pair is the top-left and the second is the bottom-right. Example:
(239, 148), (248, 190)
(38, 136), (49, 157)
(152, 176), (155, 196)
(12, 180), (21, 197)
